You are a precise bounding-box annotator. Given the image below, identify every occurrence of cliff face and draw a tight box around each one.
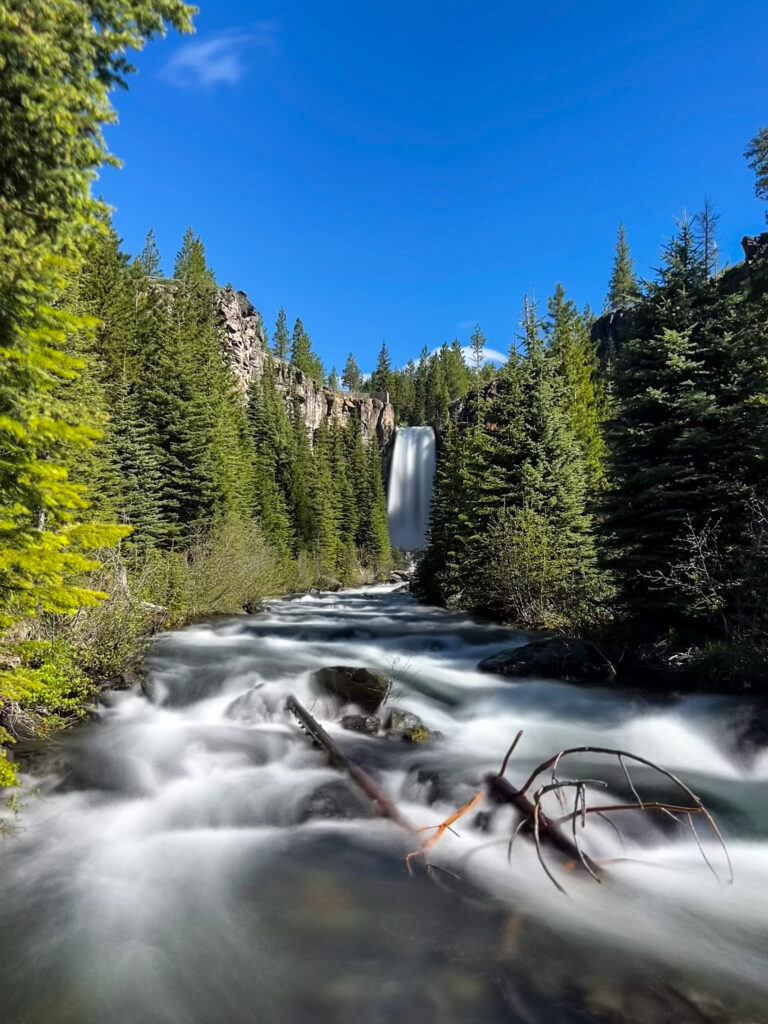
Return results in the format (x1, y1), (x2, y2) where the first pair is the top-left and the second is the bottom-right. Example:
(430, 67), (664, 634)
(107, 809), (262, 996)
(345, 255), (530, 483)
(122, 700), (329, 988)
(216, 286), (395, 450)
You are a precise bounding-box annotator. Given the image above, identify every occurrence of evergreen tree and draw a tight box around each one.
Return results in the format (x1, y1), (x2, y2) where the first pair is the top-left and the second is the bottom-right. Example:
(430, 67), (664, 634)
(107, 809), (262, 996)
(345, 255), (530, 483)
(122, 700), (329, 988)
(290, 318), (324, 384)
(602, 216), (768, 630)
(247, 359), (293, 558)
(605, 223), (641, 310)
(414, 347), (430, 424)
(286, 393), (315, 549)
(327, 367), (340, 390)
(273, 307), (289, 359)
(469, 325), (486, 373)
(413, 419), (470, 604)
(694, 198), (720, 278)
(545, 283), (607, 492)
(0, 0), (191, 626)
(308, 418), (340, 576)
(362, 434), (391, 572)
(425, 355), (451, 431)
(370, 342), (393, 396)
(327, 419), (358, 580)
(342, 353), (362, 391)
(745, 126), (768, 220)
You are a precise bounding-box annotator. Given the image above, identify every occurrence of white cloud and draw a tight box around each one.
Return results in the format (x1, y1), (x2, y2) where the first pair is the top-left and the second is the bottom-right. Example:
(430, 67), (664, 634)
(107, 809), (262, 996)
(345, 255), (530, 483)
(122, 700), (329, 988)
(160, 24), (278, 88)
(458, 344), (507, 365)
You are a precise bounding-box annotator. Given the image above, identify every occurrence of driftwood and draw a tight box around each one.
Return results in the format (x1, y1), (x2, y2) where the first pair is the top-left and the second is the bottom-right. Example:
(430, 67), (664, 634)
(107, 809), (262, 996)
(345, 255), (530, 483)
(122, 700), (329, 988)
(286, 698), (731, 894)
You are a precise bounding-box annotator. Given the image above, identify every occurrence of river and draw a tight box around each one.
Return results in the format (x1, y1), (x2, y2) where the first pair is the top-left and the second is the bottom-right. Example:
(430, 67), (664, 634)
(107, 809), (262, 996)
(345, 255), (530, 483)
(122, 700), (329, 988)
(1, 585), (767, 1024)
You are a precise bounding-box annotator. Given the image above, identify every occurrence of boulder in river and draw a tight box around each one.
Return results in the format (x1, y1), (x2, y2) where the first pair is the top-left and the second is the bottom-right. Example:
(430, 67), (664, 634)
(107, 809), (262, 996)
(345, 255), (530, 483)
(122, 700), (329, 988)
(384, 706), (431, 743)
(311, 666), (390, 713)
(478, 637), (615, 684)
(341, 713), (381, 735)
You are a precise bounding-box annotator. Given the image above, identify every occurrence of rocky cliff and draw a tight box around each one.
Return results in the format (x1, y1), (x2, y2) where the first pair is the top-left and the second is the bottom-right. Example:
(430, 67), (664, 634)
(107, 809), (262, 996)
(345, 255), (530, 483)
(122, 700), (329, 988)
(216, 286), (395, 450)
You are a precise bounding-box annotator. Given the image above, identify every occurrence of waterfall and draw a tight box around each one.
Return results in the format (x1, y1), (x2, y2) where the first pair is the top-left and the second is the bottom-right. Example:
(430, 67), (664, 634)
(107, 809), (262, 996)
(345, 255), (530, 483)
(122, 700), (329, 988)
(386, 426), (436, 551)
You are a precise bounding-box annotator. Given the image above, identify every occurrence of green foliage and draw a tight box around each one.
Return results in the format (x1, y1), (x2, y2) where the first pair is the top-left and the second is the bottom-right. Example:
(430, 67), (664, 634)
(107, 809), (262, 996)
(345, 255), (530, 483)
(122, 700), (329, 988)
(290, 318), (324, 385)
(469, 506), (603, 628)
(745, 126), (768, 213)
(602, 216), (768, 632)
(370, 342), (393, 396)
(416, 298), (603, 625)
(0, 1), (192, 630)
(545, 283), (608, 492)
(605, 223), (640, 310)
(342, 353), (362, 391)
(273, 307), (289, 359)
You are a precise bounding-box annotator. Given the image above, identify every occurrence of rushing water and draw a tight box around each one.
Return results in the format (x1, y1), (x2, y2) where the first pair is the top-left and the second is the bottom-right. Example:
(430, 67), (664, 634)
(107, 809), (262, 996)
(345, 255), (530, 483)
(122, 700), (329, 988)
(2, 585), (768, 1024)
(387, 426), (436, 551)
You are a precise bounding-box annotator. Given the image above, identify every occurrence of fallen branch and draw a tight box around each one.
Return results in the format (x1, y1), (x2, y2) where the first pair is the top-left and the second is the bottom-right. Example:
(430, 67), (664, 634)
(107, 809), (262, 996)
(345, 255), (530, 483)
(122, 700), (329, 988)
(286, 698), (732, 894)
(286, 694), (414, 833)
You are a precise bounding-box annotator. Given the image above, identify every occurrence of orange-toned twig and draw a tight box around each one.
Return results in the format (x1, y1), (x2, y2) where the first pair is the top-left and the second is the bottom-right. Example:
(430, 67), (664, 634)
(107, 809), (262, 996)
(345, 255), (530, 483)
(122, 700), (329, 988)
(406, 791), (484, 873)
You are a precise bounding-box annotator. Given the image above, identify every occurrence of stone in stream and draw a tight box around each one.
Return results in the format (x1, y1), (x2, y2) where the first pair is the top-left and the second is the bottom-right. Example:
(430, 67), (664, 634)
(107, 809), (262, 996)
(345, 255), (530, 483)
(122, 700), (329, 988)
(478, 637), (615, 684)
(311, 666), (390, 714)
(384, 706), (431, 743)
(224, 688), (270, 723)
(341, 713), (381, 735)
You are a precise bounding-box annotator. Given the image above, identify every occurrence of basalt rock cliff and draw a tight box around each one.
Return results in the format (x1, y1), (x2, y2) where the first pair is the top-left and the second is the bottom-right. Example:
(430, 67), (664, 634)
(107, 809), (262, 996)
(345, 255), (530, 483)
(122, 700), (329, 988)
(216, 285), (395, 450)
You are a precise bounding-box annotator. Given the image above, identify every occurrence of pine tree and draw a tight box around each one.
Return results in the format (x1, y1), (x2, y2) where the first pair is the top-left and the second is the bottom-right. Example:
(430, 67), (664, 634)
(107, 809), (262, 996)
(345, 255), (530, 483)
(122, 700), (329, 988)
(605, 223), (641, 311)
(414, 347), (430, 424)
(362, 434), (391, 572)
(425, 355), (451, 431)
(413, 419), (470, 604)
(745, 126), (768, 220)
(327, 367), (340, 390)
(247, 359), (293, 558)
(342, 353), (362, 392)
(370, 342), (393, 396)
(545, 283), (607, 492)
(290, 318), (324, 385)
(0, 1), (191, 627)
(469, 325), (486, 373)
(308, 418), (340, 576)
(287, 393), (315, 549)
(603, 217), (768, 630)
(694, 198), (720, 278)
(273, 307), (289, 359)
(328, 419), (357, 580)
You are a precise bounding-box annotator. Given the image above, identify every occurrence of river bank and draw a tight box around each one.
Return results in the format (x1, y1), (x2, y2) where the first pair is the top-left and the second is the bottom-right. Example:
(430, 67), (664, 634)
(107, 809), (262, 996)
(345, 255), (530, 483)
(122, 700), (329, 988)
(2, 584), (767, 1023)
(0, 524), (396, 789)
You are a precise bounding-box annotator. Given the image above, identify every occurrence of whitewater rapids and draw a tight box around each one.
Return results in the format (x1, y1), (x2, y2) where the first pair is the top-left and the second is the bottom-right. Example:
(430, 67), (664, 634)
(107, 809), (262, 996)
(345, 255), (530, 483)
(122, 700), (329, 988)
(1, 585), (767, 1024)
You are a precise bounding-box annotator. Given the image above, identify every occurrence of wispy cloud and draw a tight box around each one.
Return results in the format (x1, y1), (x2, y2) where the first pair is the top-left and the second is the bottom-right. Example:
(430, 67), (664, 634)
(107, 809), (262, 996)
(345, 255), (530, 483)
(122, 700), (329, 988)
(457, 345), (508, 366)
(160, 23), (278, 88)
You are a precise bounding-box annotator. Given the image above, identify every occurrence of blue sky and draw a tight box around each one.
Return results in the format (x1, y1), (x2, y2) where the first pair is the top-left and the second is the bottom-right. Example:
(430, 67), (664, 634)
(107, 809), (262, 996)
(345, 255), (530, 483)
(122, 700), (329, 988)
(101, 0), (768, 372)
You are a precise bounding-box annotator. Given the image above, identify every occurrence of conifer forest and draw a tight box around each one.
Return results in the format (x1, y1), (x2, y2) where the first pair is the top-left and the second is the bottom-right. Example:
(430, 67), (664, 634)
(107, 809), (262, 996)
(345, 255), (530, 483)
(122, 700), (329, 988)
(2, 4), (768, 1024)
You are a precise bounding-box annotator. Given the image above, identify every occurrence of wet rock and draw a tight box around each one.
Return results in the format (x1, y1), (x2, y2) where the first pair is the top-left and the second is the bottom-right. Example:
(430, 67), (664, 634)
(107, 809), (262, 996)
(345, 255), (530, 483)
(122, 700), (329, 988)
(389, 570), (410, 583)
(100, 665), (143, 692)
(225, 688), (270, 724)
(341, 714), (380, 735)
(478, 637), (616, 684)
(385, 707), (431, 742)
(295, 780), (376, 823)
(315, 576), (343, 592)
(311, 666), (390, 713)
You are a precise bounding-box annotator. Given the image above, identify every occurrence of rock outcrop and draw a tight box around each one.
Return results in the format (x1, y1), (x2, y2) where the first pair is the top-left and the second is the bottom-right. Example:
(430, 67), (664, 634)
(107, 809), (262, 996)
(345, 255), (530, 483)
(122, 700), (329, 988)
(478, 637), (616, 684)
(217, 286), (395, 449)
